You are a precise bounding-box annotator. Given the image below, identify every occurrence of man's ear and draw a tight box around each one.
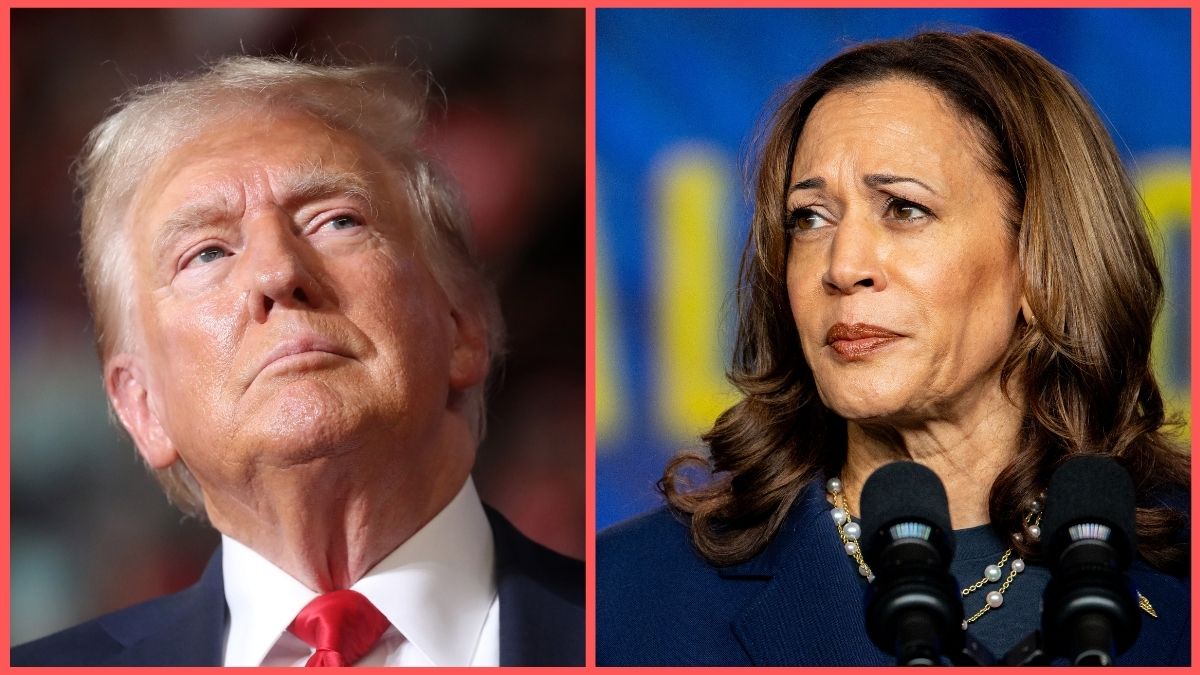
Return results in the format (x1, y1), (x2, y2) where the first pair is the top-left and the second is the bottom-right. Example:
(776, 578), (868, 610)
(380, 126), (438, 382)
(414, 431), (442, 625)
(105, 354), (179, 470)
(448, 306), (490, 392)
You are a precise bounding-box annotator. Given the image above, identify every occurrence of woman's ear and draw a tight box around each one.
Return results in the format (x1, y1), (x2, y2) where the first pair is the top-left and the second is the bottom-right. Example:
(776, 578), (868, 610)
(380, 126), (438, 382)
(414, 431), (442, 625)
(105, 354), (179, 470)
(1020, 296), (1035, 325)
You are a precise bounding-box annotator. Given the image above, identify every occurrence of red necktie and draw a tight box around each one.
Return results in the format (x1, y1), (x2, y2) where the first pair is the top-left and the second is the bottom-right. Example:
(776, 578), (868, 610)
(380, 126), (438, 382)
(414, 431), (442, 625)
(288, 590), (391, 667)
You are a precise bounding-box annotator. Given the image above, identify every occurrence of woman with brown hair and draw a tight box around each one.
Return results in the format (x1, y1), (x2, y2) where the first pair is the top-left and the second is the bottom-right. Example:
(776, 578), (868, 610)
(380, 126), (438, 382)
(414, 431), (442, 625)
(598, 30), (1189, 665)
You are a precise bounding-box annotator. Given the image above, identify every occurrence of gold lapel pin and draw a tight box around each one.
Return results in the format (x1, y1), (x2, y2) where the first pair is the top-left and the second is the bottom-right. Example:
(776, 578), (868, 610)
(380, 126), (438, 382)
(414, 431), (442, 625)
(1137, 592), (1157, 619)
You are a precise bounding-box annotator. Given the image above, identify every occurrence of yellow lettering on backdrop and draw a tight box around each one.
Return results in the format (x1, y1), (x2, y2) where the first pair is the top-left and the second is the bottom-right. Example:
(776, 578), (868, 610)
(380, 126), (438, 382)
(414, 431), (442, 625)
(653, 145), (740, 442)
(1138, 158), (1190, 442)
(595, 194), (623, 446)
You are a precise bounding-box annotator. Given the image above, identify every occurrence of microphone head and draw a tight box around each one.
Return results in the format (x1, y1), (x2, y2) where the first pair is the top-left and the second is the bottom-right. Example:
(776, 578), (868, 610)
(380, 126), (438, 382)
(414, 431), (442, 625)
(1041, 455), (1137, 568)
(1040, 456), (1141, 660)
(861, 461), (954, 562)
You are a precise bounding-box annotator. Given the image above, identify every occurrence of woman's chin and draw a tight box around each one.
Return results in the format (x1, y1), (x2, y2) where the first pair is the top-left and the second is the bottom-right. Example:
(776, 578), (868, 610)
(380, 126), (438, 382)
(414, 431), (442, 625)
(819, 389), (922, 425)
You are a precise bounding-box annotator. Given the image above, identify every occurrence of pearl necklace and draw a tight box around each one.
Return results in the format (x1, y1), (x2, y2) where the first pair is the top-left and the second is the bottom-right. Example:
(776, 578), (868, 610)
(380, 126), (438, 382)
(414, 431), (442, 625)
(825, 476), (1044, 630)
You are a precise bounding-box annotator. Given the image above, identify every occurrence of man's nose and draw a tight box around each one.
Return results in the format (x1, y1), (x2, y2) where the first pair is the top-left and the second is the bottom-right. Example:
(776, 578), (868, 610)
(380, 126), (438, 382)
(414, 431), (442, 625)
(242, 211), (327, 322)
(821, 214), (887, 295)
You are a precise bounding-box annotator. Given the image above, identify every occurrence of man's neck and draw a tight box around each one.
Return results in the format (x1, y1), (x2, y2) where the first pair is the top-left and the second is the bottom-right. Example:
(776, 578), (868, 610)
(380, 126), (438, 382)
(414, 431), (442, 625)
(219, 477), (497, 667)
(201, 444), (473, 591)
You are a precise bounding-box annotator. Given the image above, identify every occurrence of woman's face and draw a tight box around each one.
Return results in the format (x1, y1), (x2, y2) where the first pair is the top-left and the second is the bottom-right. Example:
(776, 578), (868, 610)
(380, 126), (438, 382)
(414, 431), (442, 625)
(786, 77), (1024, 426)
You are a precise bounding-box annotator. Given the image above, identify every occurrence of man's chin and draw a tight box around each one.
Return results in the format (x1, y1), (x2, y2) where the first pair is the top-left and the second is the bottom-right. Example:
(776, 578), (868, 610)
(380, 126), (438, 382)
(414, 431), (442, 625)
(244, 384), (369, 450)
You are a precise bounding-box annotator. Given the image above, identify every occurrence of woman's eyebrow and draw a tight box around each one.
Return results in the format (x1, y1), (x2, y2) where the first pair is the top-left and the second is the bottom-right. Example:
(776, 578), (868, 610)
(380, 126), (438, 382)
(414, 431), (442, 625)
(787, 174), (942, 197)
(863, 173), (940, 197)
(788, 176), (826, 194)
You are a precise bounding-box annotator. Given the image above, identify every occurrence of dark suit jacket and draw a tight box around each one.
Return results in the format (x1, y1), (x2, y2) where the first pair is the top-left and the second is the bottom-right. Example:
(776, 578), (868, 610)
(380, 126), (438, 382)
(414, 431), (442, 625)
(12, 507), (583, 666)
(598, 478), (1190, 666)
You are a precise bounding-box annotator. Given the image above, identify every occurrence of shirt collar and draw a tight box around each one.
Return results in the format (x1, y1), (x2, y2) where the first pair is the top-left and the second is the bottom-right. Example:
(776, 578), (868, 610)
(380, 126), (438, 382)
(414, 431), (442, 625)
(222, 477), (496, 666)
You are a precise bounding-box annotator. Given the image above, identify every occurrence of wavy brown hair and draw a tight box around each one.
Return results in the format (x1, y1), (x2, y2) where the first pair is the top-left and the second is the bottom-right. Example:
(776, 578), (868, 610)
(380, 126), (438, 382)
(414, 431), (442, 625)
(661, 31), (1189, 574)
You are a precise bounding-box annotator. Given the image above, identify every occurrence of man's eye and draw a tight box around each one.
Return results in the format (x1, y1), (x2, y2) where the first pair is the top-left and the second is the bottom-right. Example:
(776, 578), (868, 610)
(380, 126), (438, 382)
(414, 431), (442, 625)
(185, 246), (228, 268)
(323, 215), (362, 231)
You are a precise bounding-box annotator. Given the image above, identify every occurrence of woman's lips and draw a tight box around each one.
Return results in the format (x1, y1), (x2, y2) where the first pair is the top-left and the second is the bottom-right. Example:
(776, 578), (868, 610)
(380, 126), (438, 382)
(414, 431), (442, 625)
(825, 323), (903, 360)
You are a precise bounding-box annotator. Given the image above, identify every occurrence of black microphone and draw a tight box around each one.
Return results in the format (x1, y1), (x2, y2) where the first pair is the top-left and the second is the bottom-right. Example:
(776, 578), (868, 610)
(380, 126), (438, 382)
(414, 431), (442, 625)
(1040, 455), (1140, 666)
(861, 462), (963, 666)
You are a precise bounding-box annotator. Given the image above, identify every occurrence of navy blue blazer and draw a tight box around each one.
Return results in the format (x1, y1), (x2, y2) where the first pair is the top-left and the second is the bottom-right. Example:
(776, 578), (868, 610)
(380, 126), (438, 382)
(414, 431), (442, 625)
(598, 479), (1190, 666)
(12, 507), (583, 666)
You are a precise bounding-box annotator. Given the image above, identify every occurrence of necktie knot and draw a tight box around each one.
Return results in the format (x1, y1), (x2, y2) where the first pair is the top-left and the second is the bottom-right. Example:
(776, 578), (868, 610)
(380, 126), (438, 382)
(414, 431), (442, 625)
(288, 589), (390, 667)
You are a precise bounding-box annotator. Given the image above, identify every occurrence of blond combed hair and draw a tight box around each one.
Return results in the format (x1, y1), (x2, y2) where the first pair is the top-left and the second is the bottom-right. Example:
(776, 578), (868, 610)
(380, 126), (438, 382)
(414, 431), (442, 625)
(77, 56), (504, 518)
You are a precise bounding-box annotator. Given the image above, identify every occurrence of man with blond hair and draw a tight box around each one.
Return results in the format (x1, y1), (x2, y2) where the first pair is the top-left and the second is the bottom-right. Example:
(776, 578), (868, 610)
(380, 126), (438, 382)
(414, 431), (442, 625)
(12, 57), (582, 667)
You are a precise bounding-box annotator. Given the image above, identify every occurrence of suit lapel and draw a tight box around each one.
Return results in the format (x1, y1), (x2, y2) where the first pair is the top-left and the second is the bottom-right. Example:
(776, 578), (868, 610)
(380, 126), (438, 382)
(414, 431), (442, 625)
(486, 506), (584, 666)
(92, 513), (582, 666)
(726, 479), (891, 666)
(100, 548), (227, 666)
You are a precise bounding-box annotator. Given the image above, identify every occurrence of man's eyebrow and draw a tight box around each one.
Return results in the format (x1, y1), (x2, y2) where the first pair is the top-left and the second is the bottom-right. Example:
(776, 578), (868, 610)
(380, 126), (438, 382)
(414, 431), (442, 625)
(149, 169), (382, 264)
(276, 167), (379, 217)
(151, 199), (235, 264)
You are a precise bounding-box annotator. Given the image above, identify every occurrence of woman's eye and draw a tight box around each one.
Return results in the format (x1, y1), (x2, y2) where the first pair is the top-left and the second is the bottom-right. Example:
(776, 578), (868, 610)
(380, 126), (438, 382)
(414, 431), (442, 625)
(787, 207), (831, 231)
(884, 198), (931, 222)
(322, 215), (362, 231)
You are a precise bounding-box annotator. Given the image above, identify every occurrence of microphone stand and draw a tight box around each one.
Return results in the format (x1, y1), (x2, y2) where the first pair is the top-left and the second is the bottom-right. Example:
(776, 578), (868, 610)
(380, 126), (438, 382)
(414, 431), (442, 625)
(1000, 630), (1051, 666)
(948, 634), (997, 666)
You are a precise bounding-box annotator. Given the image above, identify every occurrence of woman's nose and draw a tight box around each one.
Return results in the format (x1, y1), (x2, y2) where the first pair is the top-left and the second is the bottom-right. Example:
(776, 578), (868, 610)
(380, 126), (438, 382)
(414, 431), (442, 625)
(822, 217), (887, 294)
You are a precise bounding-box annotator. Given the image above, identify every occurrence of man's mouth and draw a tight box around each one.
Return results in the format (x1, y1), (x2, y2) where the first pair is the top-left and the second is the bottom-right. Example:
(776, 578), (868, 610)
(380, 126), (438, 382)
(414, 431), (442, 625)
(255, 337), (350, 378)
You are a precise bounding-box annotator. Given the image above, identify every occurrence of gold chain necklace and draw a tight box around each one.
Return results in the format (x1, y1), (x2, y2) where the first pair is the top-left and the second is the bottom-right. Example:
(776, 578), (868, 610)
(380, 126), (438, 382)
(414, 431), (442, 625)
(825, 477), (1043, 630)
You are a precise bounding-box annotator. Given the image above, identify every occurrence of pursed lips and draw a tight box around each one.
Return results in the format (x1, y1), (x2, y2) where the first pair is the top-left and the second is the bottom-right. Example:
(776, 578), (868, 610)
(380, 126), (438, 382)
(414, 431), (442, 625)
(825, 322), (904, 360)
(254, 337), (351, 380)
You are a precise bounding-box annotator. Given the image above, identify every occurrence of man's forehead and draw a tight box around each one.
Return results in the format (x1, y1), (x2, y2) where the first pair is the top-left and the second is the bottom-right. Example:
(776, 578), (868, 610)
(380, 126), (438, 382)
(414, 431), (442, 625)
(133, 116), (393, 224)
(155, 163), (380, 215)
(126, 121), (400, 272)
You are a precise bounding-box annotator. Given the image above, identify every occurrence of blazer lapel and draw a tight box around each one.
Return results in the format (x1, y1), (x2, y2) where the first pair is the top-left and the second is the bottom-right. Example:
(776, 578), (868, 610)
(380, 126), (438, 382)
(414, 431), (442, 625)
(727, 479), (891, 666)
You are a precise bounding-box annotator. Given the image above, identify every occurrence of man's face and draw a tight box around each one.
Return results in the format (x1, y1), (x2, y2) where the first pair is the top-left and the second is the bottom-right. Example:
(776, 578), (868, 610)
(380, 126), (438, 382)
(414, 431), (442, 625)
(111, 111), (484, 498)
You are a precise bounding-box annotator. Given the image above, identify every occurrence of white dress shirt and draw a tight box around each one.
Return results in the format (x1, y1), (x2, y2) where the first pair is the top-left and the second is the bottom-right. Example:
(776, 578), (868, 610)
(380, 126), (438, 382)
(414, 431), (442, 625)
(221, 478), (500, 666)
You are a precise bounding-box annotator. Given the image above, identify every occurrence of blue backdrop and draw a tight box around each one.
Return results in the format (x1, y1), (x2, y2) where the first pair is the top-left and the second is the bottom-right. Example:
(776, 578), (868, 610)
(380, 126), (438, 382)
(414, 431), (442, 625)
(596, 9), (1191, 529)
